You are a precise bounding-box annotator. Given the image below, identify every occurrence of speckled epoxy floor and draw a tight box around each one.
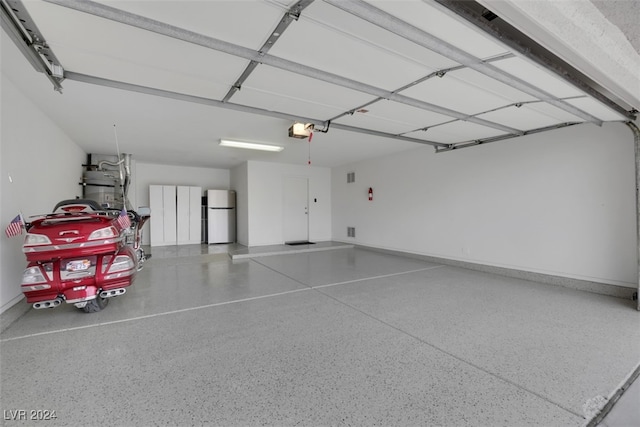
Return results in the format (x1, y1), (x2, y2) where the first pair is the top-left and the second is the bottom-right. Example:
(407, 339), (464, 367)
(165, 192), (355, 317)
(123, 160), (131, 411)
(1, 245), (638, 426)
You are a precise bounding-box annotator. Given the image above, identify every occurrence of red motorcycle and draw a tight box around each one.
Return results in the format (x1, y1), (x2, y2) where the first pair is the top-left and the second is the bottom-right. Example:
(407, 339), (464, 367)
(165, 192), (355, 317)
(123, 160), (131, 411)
(20, 199), (149, 313)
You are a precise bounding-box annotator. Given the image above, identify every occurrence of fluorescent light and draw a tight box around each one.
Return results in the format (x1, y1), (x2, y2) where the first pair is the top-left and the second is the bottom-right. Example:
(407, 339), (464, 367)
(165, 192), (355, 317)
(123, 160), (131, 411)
(219, 139), (283, 152)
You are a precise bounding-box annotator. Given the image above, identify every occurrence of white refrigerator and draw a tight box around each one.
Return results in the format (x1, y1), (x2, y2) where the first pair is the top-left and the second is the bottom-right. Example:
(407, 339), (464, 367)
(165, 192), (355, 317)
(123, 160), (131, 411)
(207, 190), (236, 243)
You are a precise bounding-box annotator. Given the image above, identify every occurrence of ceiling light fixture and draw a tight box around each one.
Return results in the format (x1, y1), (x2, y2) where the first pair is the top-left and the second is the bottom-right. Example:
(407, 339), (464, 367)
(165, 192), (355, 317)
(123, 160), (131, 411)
(219, 139), (284, 152)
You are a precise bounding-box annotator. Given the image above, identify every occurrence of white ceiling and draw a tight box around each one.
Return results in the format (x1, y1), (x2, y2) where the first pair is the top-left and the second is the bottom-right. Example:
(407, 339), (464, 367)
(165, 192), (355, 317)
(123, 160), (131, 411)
(1, 0), (638, 169)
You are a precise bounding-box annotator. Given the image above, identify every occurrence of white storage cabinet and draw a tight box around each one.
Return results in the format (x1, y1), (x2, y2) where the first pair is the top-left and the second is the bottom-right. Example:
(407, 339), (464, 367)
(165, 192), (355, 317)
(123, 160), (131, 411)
(177, 186), (202, 245)
(149, 185), (201, 246)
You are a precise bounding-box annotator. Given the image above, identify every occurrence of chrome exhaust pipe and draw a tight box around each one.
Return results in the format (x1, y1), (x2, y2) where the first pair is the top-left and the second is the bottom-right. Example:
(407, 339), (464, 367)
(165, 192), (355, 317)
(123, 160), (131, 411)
(100, 288), (126, 298)
(33, 298), (63, 309)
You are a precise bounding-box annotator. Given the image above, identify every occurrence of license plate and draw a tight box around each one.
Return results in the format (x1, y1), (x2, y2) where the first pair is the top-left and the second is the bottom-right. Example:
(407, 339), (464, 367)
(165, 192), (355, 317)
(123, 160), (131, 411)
(66, 259), (90, 272)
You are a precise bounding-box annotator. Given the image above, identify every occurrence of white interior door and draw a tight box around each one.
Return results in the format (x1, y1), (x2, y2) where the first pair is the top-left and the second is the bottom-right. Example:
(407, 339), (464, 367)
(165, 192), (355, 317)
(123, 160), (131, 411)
(283, 176), (309, 243)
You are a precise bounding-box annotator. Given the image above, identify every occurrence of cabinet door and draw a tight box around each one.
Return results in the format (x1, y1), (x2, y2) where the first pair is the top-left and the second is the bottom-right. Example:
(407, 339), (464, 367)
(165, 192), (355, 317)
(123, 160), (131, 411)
(163, 185), (177, 245)
(149, 185), (164, 246)
(188, 186), (202, 244)
(176, 186), (190, 244)
(176, 186), (201, 245)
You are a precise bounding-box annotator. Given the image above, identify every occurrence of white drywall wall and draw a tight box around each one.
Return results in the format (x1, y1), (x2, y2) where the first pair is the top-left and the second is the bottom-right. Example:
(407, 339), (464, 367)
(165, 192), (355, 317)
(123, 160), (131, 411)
(134, 162), (230, 245)
(230, 162), (249, 246)
(246, 161), (331, 246)
(1, 74), (86, 313)
(332, 122), (636, 287)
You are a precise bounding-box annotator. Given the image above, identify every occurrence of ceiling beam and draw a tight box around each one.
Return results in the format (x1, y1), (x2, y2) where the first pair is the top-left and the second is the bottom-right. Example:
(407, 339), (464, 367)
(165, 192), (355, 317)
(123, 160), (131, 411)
(43, 0), (522, 136)
(435, 122), (583, 153)
(1, 0), (64, 91)
(222, 0), (315, 103)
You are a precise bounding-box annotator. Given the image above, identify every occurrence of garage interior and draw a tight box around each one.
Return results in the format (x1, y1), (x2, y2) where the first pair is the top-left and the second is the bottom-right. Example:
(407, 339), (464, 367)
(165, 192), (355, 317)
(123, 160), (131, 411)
(1, 0), (639, 425)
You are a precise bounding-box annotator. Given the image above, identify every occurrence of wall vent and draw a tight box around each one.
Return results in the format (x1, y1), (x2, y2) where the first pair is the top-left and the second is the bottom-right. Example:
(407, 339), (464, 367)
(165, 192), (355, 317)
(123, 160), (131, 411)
(347, 172), (355, 183)
(347, 227), (356, 238)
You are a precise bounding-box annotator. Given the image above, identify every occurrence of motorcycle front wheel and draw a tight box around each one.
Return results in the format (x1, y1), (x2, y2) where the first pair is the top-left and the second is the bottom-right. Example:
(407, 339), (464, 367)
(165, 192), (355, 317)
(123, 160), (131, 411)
(82, 295), (109, 313)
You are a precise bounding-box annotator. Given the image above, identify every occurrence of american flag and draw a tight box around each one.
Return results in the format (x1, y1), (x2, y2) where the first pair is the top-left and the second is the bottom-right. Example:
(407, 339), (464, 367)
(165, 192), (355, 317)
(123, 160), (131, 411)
(117, 208), (131, 230)
(5, 214), (24, 238)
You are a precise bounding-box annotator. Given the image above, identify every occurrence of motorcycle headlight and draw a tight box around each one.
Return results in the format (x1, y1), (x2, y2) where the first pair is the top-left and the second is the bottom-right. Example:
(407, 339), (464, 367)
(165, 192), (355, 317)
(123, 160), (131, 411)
(24, 233), (52, 246)
(88, 226), (117, 240)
